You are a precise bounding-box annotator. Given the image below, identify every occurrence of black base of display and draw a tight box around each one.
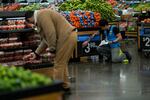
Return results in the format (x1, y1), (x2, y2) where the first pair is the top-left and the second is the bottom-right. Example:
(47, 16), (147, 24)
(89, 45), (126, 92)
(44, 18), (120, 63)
(23, 62), (54, 69)
(0, 81), (63, 100)
(0, 11), (26, 18)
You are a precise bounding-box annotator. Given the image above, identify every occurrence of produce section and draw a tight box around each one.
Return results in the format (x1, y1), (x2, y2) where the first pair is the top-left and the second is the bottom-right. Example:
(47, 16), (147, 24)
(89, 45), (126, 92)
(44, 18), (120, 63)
(131, 3), (150, 11)
(0, 19), (25, 30)
(0, 65), (63, 100)
(19, 3), (40, 11)
(59, 0), (115, 21)
(0, 1), (149, 62)
(0, 11), (53, 67)
(0, 65), (52, 92)
(0, 3), (42, 11)
(138, 11), (150, 23)
(0, 3), (21, 11)
(0, 10), (63, 100)
(61, 11), (101, 28)
(0, 1), (150, 100)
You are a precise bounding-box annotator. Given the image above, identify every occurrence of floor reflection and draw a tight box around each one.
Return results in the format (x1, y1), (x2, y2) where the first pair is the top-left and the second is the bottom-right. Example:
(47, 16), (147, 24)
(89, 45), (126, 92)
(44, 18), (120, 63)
(68, 41), (150, 100)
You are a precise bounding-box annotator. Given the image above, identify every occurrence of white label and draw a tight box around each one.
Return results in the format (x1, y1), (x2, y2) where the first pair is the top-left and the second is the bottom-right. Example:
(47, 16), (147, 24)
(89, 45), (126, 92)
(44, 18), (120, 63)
(84, 43), (90, 53)
(143, 37), (150, 47)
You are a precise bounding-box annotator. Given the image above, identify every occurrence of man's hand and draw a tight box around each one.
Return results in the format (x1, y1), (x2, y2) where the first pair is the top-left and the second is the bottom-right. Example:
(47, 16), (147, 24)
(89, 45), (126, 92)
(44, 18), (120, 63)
(82, 41), (89, 47)
(23, 52), (36, 61)
(108, 41), (113, 44)
(47, 52), (55, 62)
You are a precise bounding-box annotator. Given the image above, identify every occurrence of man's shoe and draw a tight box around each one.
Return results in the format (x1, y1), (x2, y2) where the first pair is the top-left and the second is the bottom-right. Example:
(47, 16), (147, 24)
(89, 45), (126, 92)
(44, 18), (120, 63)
(122, 59), (129, 64)
(124, 51), (132, 63)
(63, 88), (72, 95)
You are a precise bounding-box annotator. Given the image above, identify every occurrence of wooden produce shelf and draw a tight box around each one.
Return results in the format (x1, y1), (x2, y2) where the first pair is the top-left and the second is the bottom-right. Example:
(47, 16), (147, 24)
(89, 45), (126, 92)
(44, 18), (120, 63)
(77, 31), (98, 35)
(125, 31), (137, 37)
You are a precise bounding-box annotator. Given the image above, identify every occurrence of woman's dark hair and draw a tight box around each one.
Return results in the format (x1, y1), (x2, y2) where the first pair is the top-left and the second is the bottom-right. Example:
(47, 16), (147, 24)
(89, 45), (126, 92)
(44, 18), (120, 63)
(25, 11), (34, 22)
(99, 19), (108, 26)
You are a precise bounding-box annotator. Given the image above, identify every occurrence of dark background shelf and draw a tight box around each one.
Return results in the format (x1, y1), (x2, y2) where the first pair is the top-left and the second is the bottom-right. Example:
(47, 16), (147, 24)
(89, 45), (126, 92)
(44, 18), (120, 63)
(0, 11), (26, 18)
(138, 23), (150, 26)
(0, 28), (34, 34)
(77, 27), (100, 32)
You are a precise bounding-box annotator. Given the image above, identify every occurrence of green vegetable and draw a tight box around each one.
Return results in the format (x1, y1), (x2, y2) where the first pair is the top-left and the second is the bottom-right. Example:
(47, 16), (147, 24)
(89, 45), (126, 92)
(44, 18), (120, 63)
(19, 3), (40, 11)
(131, 3), (150, 11)
(0, 65), (53, 92)
(58, 0), (115, 21)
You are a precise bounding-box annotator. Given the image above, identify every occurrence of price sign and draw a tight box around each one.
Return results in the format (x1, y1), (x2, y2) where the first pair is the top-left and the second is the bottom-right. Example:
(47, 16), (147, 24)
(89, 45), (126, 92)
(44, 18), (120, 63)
(84, 42), (97, 53)
(143, 37), (150, 47)
(140, 35), (150, 50)
(77, 41), (100, 57)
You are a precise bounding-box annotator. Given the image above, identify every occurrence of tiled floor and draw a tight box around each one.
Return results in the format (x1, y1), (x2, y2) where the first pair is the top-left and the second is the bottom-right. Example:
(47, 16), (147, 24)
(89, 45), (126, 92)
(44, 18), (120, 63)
(67, 41), (150, 100)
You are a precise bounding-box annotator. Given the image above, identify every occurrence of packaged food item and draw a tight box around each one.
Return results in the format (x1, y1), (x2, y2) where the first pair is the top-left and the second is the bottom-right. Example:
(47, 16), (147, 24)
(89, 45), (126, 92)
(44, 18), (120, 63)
(4, 51), (15, 57)
(0, 51), (5, 57)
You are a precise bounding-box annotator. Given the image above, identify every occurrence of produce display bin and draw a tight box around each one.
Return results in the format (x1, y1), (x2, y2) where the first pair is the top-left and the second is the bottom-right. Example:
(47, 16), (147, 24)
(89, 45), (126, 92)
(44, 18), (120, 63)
(0, 11), (53, 67)
(0, 81), (64, 100)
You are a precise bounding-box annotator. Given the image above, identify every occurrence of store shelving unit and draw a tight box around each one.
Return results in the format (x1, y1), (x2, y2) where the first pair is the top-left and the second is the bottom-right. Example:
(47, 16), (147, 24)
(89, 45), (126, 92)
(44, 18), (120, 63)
(120, 14), (138, 38)
(0, 11), (65, 100)
(0, 11), (53, 68)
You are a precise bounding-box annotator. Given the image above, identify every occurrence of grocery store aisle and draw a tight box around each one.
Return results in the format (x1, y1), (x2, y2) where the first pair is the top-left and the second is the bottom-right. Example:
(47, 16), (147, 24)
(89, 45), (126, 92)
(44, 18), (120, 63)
(67, 40), (150, 100)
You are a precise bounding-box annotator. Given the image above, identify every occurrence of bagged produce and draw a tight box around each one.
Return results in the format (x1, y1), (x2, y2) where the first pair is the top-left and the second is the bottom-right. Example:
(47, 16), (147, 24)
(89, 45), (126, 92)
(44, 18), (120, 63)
(61, 11), (101, 28)
(59, 0), (115, 20)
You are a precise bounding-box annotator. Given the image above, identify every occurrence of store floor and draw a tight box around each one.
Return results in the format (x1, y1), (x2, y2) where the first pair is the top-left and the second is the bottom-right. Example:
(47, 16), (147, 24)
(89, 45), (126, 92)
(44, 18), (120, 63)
(67, 40), (150, 100)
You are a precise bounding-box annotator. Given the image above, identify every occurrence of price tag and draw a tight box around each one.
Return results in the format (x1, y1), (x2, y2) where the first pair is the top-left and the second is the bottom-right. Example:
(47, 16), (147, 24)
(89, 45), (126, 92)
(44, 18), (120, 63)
(83, 42), (97, 54)
(143, 36), (150, 47)
(77, 41), (100, 57)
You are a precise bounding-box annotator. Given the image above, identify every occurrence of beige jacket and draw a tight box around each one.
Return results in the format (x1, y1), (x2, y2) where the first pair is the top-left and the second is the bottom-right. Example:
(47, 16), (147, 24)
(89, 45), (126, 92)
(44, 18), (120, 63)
(35, 9), (75, 54)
